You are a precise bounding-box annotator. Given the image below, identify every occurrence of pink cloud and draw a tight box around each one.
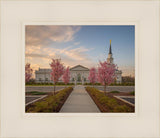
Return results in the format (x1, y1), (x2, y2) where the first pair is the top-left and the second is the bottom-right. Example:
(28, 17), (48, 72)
(25, 25), (81, 47)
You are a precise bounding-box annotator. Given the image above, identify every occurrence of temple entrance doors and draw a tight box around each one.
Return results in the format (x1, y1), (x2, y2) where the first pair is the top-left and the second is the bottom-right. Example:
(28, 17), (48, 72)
(74, 73), (84, 85)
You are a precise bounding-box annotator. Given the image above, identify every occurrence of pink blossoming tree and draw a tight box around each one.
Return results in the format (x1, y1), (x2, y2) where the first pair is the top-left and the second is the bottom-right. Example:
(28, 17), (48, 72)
(25, 63), (33, 83)
(88, 67), (97, 87)
(62, 67), (70, 86)
(50, 59), (64, 95)
(98, 61), (116, 95)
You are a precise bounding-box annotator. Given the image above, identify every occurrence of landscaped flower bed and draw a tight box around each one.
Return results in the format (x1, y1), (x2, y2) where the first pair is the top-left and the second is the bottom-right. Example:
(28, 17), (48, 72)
(85, 87), (134, 112)
(26, 87), (73, 112)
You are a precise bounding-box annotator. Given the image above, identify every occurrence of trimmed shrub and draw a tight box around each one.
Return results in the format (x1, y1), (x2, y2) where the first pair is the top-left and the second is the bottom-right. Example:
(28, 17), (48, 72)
(113, 105), (132, 112)
(130, 91), (135, 95)
(110, 91), (120, 93)
(26, 87), (73, 112)
(86, 87), (133, 112)
(26, 91), (46, 95)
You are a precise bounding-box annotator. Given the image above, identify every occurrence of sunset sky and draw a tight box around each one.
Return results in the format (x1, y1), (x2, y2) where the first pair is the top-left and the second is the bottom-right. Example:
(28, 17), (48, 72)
(25, 25), (135, 77)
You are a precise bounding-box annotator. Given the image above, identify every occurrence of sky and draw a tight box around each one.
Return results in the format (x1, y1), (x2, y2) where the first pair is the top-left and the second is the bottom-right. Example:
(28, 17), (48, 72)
(25, 25), (135, 77)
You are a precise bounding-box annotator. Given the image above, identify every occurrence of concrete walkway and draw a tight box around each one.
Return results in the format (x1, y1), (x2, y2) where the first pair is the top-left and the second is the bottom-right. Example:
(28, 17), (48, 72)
(60, 85), (100, 113)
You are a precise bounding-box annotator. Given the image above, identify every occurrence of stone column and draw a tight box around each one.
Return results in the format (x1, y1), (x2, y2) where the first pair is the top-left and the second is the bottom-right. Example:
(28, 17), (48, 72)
(74, 75), (77, 85)
(82, 76), (84, 85)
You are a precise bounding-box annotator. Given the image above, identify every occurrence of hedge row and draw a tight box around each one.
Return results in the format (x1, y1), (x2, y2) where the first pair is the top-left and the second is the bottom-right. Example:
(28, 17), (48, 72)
(84, 83), (135, 86)
(26, 82), (75, 85)
(26, 87), (73, 112)
(86, 87), (134, 112)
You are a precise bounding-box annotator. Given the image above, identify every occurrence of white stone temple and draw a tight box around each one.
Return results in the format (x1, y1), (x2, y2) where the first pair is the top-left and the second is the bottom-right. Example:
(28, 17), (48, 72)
(35, 40), (122, 84)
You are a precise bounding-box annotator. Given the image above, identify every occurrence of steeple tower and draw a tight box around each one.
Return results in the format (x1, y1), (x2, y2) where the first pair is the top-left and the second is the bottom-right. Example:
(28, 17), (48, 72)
(107, 40), (114, 64)
(109, 40), (112, 54)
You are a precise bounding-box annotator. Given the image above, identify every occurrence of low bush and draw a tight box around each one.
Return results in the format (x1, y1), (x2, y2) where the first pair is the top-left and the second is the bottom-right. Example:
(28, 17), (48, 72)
(84, 83), (101, 85)
(26, 87), (73, 112)
(113, 105), (130, 112)
(110, 82), (135, 86)
(86, 87), (133, 112)
(130, 91), (135, 95)
(56, 82), (65, 85)
(26, 82), (75, 86)
(26, 91), (46, 95)
(110, 91), (120, 93)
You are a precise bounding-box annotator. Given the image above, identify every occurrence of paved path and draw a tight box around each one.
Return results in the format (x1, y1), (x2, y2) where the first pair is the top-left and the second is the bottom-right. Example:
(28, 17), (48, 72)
(60, 85), (100, 113)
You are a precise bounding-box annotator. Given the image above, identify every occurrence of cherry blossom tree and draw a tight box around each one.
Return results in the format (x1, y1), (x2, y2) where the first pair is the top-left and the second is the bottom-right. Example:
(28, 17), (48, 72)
(98, 61), (116, 95)
(62, 67), (70, 86)
(88, 67), (97, 87)
(50, 59), (64, 95)
(25, 63), (33, 83)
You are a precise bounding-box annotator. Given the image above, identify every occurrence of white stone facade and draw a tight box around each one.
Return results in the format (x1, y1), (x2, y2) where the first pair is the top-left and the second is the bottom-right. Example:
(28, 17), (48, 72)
(115, 69), (122, 83)
(70, 65), (90, 85)
(35, 69), (52, 83)
(35, 65), (90, 84)
(35, 64), (122, 84)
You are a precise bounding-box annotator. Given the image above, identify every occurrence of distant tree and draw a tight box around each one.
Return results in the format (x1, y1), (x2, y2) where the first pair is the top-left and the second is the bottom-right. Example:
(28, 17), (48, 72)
(62, 67), (70, 86)
(98, 61), (116, 95)
(50, 59), (64, 95)
(88, 67), (97, 87)
(25, 63), (33, 83)
(27, 78), (36, 85)
(122, 76), (135, 84)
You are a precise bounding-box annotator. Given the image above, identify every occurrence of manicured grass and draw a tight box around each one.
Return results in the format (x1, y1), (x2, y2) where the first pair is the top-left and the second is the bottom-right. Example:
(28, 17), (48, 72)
(26, 87), (73, 112)
(26, 91), (46, 95)
(26, 82), (75, 86)
(86, 87), (134, 112)
(110, 91), (120, 93)
(130, 91), (135, 95)
(26, 84), (74, 86)
(84, 82), (135, 86)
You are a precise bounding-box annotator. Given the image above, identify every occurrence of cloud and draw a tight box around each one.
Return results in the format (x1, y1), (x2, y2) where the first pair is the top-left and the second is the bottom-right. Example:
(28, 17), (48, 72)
(25, 45), (95, 71)
(25, 25), (81, 47)
(26, 53), (51, 59)
(74, 42), (80, 45)
(25, 25), (99, 73)
(55, 46), (90, 61)
(26, 46), (91, 61)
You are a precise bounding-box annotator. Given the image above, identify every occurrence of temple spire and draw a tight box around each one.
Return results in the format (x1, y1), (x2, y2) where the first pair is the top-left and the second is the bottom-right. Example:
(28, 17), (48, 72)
(107, 40), (114, 64)
(109, 40), (112, 54)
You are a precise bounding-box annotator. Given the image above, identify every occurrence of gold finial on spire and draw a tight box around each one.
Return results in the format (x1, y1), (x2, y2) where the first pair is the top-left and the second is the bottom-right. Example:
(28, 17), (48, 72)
(110, 40), (111, 45)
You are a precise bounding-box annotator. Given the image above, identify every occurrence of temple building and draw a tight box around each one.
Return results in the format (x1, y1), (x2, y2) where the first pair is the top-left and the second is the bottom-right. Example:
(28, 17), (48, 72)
(35, 40), (122, 84)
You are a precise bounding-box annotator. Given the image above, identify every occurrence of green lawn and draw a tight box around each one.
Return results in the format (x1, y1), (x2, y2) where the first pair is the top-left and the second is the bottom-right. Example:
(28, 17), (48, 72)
(129, 91), (135, 95)
(109, 91), (120, 93)
(26, 84), (74, 86)
(26, 91), (47, 95)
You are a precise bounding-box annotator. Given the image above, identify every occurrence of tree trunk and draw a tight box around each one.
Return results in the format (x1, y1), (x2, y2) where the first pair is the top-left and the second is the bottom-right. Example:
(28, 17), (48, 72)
(104, 85), (107, 95)
(53, 82), (56, 95)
